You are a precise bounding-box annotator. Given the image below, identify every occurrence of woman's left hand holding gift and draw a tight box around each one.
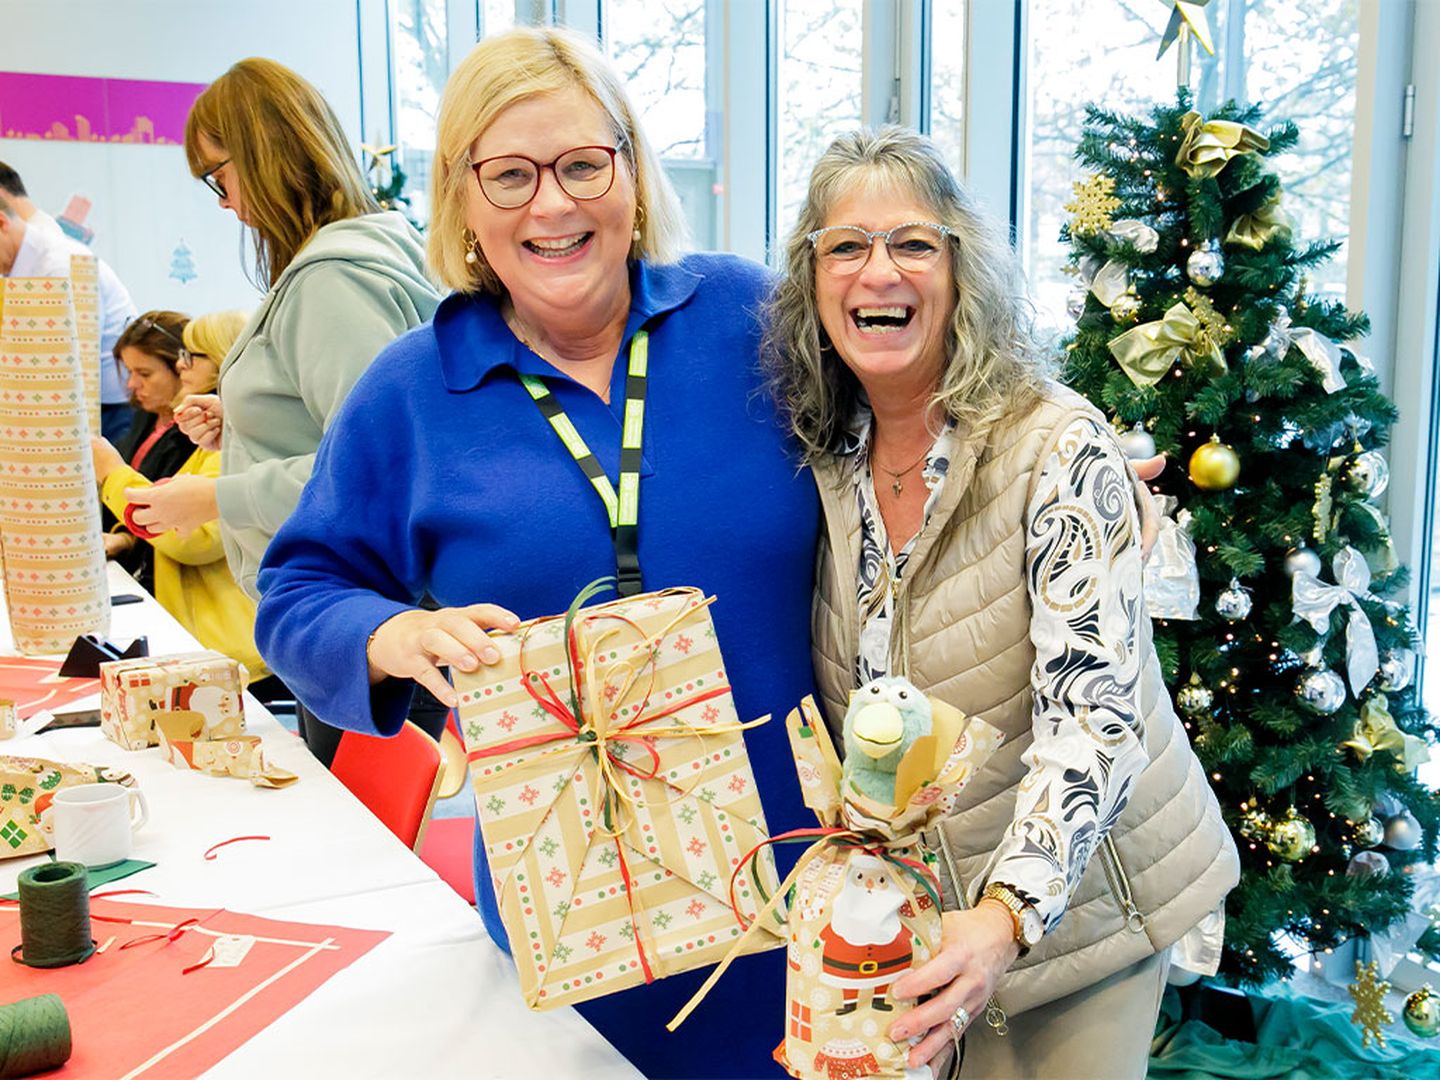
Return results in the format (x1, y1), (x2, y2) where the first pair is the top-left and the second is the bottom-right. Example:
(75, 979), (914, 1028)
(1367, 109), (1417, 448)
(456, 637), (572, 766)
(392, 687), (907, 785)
(887, 901), (1020, 1071)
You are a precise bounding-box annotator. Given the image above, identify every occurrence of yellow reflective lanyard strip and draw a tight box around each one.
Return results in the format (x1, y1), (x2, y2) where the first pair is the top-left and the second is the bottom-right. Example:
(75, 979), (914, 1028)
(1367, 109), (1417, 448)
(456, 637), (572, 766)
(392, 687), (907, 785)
(518, 330), (648, 530)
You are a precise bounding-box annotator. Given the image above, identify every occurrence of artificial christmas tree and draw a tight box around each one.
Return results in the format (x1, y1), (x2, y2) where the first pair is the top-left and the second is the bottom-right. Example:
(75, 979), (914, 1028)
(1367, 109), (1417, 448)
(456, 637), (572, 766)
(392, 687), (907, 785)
(1059, 91), (1440, 986)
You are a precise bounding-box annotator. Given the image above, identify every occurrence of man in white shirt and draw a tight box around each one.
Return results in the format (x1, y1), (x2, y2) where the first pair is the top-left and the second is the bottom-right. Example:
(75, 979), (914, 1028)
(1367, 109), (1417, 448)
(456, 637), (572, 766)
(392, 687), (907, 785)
(0, 163), (138, 442)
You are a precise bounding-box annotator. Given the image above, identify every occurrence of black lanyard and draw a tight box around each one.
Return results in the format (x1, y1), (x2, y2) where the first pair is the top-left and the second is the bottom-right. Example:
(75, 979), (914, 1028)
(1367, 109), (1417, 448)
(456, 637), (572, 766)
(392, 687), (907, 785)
(520, 330), (649, 596)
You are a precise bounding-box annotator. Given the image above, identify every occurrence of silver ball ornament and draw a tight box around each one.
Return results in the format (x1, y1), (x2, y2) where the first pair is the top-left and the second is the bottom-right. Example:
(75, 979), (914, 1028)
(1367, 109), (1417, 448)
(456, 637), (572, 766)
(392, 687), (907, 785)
(1066, 286), (1089, 321)
(1345, 851), (1390, 879)
(1215, 579), (1253, 622)
(1177, 677), (1214, 719)
(1118, 425), (1156, 460)
(1354, 816), (1385, 848)
(1383, 810), (1423, 851)
(1294, 667), (1346, 714)
(1186, 244), (1225, 287)
(1344, 450), (1390, 500)
(1378, 649), (1415, 693)
(1110, 292), (1142, 322)
(1284, 547), (1322, 579)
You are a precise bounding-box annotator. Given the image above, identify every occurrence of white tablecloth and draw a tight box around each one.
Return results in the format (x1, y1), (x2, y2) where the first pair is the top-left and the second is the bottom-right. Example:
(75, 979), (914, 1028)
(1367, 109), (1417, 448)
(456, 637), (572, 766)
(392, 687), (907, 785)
(0, 564), (639, 1079)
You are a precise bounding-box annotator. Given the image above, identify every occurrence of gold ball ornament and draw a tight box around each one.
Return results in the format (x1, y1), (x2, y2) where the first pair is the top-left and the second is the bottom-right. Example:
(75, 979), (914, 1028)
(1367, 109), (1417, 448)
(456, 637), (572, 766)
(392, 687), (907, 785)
(1188, 437), (1240, 491)
(1266, 808), (1316, 862)
(1402, 985), (1440, 1039)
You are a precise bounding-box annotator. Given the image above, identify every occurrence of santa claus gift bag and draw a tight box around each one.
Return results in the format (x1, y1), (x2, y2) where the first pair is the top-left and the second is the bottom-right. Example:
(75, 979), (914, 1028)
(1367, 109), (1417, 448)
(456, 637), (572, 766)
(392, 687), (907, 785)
(671, 678), (1003, 1080)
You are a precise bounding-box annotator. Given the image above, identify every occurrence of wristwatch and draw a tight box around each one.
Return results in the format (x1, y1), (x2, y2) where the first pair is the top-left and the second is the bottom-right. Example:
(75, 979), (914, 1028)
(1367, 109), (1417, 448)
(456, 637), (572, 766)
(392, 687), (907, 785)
(981, 882), (1044, 954)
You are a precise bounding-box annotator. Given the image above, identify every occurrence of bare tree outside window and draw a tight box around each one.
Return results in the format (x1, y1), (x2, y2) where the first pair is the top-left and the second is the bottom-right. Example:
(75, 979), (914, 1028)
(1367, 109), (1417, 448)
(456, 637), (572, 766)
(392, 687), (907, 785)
(778, 0), (864, 237)
(929, 2), (967, 179)
(608, 0), (708, 161)
(392, 0), (449, 224)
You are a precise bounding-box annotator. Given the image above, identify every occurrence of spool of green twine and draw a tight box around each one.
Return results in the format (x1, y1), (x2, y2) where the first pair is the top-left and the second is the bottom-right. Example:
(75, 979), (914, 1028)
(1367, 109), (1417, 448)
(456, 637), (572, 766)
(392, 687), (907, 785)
(0, 994), (71, 1078)
(12, 862), (94, 968)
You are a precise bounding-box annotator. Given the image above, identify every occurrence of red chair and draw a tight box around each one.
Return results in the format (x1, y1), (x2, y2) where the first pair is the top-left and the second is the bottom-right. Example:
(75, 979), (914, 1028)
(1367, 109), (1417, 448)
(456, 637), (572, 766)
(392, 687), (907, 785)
(331, 721), (444, 853)
(419, 709), (478, 905)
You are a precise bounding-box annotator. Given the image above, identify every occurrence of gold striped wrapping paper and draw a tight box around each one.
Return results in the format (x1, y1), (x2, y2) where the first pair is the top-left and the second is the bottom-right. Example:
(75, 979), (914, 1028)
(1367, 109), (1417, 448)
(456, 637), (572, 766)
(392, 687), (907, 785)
(0, 277), (110, 655)
(67, 255), (102, 438)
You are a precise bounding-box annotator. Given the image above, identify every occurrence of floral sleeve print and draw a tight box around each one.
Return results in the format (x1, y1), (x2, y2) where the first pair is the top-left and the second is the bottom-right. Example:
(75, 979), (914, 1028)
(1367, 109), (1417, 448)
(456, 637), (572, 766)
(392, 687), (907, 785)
(983, 415), (1150, 931)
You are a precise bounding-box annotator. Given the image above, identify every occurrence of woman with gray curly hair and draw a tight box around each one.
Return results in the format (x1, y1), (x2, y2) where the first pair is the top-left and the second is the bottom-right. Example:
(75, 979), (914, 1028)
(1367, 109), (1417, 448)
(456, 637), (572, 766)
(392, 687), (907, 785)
(767, 127), (1237, 1077)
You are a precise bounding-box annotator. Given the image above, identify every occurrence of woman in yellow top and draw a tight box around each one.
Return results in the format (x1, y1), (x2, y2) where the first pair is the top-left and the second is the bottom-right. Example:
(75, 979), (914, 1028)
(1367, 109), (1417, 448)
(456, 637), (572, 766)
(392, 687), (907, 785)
(92, 311), (275, 691)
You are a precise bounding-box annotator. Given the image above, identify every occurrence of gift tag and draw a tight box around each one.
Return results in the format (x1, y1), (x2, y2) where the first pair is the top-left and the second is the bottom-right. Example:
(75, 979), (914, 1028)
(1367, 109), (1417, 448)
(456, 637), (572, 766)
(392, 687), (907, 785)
(207, 934), (256, 968)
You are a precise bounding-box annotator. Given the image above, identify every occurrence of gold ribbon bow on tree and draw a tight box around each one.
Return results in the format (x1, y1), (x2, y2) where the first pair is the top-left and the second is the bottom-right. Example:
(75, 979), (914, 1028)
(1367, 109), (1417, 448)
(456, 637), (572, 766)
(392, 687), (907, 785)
(1109, 301), (1227, 388)
(1290, 546), (1379, 695)
(1344, 694), (1431, 770)
(1226, 188), (1292, 250)
(1175, 111), (1270, 179)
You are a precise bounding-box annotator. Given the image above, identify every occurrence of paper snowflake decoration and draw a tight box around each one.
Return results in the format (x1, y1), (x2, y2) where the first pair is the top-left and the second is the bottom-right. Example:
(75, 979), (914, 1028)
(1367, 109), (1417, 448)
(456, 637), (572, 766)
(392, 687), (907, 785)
(1064, 174), (1122, 236)
(1348, 959), (1394, 1048)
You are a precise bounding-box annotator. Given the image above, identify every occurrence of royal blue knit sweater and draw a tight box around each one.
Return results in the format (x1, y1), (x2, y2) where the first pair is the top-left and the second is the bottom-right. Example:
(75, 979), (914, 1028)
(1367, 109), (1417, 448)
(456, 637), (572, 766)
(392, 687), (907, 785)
(257, 253), (819, 1077)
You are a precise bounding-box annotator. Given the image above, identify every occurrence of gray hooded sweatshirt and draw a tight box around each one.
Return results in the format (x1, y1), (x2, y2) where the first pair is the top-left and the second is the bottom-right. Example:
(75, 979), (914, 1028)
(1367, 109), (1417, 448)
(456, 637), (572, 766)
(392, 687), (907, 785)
(215, 210), (441, 598)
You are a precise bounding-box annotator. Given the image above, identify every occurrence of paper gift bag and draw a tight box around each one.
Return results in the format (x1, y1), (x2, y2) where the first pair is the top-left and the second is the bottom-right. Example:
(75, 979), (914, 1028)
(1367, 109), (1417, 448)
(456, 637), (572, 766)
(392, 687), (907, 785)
(68, 254), (102, 438)
(454, 582), (783, 1010)
(670, 691), (1004, 1079)
(0, 276), (110, 654)
(0, 755), (137, 859)
(100, 651), (246, 752)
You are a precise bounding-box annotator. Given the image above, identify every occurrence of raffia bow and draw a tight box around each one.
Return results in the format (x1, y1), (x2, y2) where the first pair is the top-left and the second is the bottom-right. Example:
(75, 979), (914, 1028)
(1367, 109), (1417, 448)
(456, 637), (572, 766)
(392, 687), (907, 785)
(1109, 301), (1226, 388)
(1175, 111), (1270, 179)
(1290, 546), (1379, 694)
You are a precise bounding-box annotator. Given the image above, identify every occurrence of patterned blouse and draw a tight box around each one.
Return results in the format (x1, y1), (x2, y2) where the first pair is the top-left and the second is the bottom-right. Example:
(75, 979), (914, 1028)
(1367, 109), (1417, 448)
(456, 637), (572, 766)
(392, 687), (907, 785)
(846, 409), (1150, 932)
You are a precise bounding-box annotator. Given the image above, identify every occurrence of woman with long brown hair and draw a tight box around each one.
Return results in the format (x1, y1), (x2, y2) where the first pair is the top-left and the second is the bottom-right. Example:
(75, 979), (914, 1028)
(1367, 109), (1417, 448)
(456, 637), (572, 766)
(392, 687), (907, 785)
(127, 57), (442, 762)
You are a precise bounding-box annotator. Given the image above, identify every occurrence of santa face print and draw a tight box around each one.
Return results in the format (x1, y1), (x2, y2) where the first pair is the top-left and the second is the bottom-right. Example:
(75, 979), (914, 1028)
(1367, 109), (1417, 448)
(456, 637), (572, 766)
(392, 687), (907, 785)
(817, 854), (913, 1015)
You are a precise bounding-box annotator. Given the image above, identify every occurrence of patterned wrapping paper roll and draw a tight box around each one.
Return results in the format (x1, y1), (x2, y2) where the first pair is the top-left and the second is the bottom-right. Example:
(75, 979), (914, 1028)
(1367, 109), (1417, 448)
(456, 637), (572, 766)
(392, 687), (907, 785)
(0, 277), (110, 655)
(67, 254), (103, 438)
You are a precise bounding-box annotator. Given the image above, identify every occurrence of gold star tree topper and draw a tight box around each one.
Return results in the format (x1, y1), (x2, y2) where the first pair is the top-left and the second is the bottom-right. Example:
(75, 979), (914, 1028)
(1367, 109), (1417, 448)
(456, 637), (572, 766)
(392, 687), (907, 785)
(1348, 959), (1394, 1048)
(1065, 174), (1122, 236)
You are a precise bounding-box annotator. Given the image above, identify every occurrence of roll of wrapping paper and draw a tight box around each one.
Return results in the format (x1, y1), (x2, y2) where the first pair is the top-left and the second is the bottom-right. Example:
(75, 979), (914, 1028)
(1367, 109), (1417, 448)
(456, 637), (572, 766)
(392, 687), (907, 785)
(0, 994), (72, 1078)
(13, 861), (94, 968)
(67, 254), (103, 438)
(0, 277), (110, 654)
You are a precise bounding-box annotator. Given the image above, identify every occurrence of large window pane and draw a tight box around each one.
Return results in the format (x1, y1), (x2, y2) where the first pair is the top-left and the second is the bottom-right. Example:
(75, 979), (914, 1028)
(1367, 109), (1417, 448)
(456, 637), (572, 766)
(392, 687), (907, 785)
(929, 0), (967, 176)
(1023, 0), (1358, 333)
(606, 0), (714, 246)
(481, 0), (516, 35)
(778, 0), (863, 238)
(390, 0), (449, 225)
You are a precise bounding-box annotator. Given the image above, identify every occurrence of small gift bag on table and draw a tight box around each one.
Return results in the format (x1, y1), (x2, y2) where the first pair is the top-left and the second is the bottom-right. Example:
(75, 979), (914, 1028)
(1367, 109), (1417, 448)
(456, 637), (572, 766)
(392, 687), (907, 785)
(671, 685), (1003, 1080)
(452, 580), (783, 1010)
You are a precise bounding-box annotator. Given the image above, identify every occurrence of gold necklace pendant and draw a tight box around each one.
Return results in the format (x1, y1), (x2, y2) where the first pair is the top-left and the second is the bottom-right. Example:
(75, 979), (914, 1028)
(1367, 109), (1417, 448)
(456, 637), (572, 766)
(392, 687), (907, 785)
(891, 477), (904, 497)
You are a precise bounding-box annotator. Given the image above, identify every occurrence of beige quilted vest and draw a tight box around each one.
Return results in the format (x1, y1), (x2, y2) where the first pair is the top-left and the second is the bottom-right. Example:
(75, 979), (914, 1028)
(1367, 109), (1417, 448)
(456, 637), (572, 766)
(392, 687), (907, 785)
(810, 383), (1239, 1016)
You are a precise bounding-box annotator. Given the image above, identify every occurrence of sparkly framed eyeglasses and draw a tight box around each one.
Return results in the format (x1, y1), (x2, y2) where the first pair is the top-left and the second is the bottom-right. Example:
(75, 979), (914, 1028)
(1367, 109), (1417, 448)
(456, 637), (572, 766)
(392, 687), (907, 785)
(199, 158), (230, 199)
(807, 221), (956, 275)
(468, 146), (619, 210)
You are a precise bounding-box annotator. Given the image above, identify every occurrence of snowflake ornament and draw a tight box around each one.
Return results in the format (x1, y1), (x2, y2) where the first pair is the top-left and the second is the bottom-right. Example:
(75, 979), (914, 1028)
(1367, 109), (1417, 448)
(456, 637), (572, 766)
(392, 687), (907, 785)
(1064, 174), (1122, 236)
(1348, 959), (1394, 1048)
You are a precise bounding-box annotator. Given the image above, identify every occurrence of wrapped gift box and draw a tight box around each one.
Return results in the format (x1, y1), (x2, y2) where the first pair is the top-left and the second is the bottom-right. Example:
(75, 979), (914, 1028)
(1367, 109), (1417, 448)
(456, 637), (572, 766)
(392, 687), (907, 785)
(100, 651), (246, 752)
(454, 584), (783, 1010)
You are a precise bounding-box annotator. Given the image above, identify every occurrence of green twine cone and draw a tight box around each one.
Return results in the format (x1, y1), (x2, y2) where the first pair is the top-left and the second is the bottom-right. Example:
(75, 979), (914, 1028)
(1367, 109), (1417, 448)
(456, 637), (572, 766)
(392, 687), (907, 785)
(0, 994), (71, 1078)
(12, 862), (94, 968)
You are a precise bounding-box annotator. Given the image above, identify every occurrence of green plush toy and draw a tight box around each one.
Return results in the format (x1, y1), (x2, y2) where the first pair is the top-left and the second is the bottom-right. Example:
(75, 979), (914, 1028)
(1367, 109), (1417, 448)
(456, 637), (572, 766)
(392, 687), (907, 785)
(841, 677), (934, 806)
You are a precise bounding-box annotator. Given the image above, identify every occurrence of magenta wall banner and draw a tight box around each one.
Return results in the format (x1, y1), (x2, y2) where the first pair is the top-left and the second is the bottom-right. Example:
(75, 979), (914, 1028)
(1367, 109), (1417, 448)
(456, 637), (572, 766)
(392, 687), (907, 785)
(0, 72), (206, 144)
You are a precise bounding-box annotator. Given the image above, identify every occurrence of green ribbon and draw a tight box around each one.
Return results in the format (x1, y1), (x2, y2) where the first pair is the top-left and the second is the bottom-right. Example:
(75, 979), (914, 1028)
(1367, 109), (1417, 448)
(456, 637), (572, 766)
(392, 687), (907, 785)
(1175, 111), (1270, 179)
(1108, 301), (1227, 388)
(0, 993), (72, 1078)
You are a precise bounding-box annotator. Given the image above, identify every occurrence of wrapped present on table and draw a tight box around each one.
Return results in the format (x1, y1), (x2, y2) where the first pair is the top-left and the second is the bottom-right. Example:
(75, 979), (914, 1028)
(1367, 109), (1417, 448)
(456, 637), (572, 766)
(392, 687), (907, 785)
(99, 651), (297, 788)
(0, 755), (136, 859)
(670, 678), (1004, 1080)
(453, 580), (783, 1011)
(100, 651), (246, 751)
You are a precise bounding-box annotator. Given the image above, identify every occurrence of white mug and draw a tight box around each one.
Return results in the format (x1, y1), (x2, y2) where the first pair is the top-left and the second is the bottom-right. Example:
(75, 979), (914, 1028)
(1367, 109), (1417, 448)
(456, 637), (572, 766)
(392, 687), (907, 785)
(47, 784), (148, 868)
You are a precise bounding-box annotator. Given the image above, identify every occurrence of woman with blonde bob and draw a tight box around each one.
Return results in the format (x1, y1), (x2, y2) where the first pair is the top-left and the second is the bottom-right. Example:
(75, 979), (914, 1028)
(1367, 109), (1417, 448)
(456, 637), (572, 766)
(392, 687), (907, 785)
(768, 126), (1237, 1078)
(93, 311), (278, 692)
(255, 26), (821, 1077)
(129, 57), (441, 760)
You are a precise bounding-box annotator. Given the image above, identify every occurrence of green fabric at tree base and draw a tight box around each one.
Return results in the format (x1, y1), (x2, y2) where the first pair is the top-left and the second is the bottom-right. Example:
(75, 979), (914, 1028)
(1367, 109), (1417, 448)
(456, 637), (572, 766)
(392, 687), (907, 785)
(1148, 986), (1440, 1079)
